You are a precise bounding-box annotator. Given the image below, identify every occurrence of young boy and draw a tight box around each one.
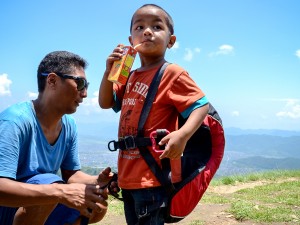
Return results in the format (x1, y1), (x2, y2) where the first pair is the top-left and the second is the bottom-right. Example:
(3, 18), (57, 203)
(99, 4), (209, 224)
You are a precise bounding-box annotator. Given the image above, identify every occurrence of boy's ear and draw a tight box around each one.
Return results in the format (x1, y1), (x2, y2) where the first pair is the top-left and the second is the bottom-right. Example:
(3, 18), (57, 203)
(167, 35), (176, 49)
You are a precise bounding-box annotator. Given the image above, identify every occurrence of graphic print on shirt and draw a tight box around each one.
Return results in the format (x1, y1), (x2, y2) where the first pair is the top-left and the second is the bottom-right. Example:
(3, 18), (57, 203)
(120, 110), (135, 136)
(119, 80), (150, 160)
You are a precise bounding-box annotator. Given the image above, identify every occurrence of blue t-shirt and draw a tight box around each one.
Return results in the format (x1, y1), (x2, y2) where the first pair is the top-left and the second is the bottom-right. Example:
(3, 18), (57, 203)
(0, 101), (81, 180)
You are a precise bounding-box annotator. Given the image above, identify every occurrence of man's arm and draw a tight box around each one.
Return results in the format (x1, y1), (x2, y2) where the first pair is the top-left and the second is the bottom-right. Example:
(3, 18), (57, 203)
(0, 176), (108, 216)
(62, 167), (113, 187)
(0, 178), (61, 207)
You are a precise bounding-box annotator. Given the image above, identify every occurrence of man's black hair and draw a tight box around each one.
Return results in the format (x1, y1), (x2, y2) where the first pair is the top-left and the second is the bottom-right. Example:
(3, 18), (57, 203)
(37, 51), (88, 92)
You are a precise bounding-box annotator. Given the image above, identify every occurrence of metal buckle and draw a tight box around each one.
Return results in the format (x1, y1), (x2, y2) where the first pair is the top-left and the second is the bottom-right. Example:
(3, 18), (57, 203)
(123, 136), (136, 150)
(108, 140), (118, 151)
(150, 129), (170, 153)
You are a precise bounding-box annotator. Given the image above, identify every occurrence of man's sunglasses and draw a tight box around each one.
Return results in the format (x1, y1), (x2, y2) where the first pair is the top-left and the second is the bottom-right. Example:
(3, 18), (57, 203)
(41, 72), (89, 91)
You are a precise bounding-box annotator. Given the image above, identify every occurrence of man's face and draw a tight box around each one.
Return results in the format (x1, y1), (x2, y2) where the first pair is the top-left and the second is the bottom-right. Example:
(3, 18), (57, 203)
(54, 67), (88, 114)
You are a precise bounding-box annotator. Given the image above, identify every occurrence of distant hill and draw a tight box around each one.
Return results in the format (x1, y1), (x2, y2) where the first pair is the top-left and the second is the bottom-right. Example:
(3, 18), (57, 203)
(225, 127), (300, 137)
(218, 156), (300, 176)
(225, 134), (300, 158)
(217, 128), (300, 176)
(77, 125), (300, 176)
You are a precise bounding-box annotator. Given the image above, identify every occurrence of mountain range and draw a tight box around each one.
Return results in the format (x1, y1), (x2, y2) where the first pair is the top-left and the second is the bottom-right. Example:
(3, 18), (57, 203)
(77, 123), (300, 176)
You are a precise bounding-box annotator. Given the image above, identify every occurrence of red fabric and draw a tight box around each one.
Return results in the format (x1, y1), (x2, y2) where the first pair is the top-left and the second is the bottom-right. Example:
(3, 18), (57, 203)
(170, 115), (225, 217)
(114, 64), (206, 189)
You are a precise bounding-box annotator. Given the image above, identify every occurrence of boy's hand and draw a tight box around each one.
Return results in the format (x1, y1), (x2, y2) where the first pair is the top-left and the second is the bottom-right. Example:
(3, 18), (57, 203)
(105, 44), (124, 75)
(158, 130), (187, 159)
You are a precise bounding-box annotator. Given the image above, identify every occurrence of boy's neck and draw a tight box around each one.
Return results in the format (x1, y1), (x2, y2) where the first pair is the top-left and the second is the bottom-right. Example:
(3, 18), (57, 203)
(138, 58), (166, 72)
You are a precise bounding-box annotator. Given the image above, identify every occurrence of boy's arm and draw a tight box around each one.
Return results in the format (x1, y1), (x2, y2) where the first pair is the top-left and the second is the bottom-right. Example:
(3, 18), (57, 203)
(159, 103), (209, 159)
(98, 70), (114, 109)
(98, 45), (124, 109)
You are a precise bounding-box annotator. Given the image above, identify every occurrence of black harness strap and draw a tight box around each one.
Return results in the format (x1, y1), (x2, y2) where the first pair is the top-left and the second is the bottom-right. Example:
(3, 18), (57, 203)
(108, 136), (152, 151)
(137, 62), (169, 136)
(109, 62), (174, 193)
(136, 62), (175, 194)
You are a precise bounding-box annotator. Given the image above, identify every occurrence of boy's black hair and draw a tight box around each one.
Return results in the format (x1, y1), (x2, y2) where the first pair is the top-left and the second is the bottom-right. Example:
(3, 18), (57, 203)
(37, 51), (88, 92)
(130, 4), (174, 35)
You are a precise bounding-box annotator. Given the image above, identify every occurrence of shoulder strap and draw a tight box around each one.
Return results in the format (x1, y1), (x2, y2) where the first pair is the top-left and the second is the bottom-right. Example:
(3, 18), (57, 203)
(137, 62), (170, 136)
(137, 62), (175, 194)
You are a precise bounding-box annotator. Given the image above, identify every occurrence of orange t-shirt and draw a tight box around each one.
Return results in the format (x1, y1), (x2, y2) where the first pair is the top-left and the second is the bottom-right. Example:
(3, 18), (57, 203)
(114, 63), (205, 189)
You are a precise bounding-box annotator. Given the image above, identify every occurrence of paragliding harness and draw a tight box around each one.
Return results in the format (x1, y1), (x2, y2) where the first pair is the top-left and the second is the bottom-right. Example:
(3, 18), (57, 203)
(108, 62), (225, 223)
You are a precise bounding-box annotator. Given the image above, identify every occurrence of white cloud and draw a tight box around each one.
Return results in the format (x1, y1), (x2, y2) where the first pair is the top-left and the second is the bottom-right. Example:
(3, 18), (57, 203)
(209, 44), (234, 57)
(231, 110), (240, 117)
(276, 99), (300, 119)
(183, 47), (201, 61)
(77, 91), (102, 115)
(74, 91), (120, 122)
(82, 91), (99, 106)
(0, 73), (12, 96)
(184, 48), (193, 61)
(171, 42), (179, 50)
(296, 49), (300, 58)
(194, 48), (201, 53)
(27, 91), (38, 99)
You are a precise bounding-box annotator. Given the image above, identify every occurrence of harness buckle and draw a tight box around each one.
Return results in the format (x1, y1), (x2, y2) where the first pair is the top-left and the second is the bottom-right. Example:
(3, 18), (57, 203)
(122, 136), (136, 150)
(108, 140), (118, 151)
(150, 129), (170, 153)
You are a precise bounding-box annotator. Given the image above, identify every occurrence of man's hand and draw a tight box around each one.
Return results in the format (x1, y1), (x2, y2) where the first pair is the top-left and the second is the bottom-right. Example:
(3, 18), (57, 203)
(55, 182), (108, 218)
(97, 167), (120, 196)
(96, 167), (113, 187)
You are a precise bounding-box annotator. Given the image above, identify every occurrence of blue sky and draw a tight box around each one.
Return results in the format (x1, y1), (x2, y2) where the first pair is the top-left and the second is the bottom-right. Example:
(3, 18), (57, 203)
(1, 0), (300, 131)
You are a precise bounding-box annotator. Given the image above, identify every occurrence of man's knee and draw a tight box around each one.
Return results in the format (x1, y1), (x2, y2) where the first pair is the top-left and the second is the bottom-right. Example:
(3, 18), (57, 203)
(13, 204), (57, 225)
(89, 208), (107, 223)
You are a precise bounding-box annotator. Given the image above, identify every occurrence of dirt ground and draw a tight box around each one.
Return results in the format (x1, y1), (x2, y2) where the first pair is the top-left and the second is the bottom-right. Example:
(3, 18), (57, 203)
(99, 179), (299, 225)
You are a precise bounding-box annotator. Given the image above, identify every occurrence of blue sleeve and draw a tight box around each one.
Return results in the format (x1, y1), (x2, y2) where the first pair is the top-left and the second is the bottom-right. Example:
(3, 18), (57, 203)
(0, 120), (20, 179)
(181, 96), (209, 119)
(60, 116), (81, 171)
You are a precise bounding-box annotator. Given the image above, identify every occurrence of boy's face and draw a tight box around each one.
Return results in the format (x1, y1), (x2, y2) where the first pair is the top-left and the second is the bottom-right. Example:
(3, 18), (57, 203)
(129, 6), (176, 57)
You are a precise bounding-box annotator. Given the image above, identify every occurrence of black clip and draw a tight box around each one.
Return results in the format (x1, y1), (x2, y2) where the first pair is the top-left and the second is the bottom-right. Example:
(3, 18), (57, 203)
(123, 136), (136, 149)
(101, 173), (123, 201)
(108, 140), (118, 151)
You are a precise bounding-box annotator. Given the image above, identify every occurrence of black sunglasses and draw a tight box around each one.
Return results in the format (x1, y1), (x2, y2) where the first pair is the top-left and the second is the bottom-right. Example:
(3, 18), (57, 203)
(41, 72), (89, 91)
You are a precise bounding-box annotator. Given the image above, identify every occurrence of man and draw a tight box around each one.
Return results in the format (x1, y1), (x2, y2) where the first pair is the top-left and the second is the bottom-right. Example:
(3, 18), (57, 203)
(0, 51), (113, 225)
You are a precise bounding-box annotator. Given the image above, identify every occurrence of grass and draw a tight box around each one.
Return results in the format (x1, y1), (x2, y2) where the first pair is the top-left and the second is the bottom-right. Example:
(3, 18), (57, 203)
(92, 170), (300, 224)
(211, 169), (300, 186)
(229, 180), (300, 223)
(205, 169), (300, 224)
(105, 198), (124, 215)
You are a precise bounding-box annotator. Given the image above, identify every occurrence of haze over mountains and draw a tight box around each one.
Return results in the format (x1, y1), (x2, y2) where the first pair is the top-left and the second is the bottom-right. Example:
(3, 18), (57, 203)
(219, 127), (300, 176)
(77, 122), (300, 176)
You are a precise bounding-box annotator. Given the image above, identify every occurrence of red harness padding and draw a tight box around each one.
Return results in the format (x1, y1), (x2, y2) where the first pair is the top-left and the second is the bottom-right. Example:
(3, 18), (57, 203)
(166, 113), (225, 222)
